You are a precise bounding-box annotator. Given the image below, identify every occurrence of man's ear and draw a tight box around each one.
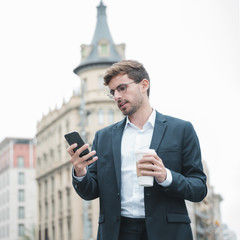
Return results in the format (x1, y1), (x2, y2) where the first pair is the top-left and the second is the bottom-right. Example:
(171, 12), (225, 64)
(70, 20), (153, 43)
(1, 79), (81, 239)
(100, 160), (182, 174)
(140, 79), (150, 94)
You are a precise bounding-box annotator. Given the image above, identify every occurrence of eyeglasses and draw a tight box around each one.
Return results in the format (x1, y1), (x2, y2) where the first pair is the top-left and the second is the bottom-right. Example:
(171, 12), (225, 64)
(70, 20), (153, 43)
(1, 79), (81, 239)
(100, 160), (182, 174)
(108, 81), (136, 98)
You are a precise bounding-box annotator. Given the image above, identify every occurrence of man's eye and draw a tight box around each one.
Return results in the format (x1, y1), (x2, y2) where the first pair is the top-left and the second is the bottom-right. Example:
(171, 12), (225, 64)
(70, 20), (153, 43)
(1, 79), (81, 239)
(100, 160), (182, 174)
(118, 85), (126, 92)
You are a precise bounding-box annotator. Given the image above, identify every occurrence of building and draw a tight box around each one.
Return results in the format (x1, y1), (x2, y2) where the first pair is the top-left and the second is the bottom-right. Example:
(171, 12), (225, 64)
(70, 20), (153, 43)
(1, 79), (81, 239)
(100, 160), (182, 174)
(187, 160), (224, 240)
(35, 1), (124, 240)
(0, 137), (36, 240)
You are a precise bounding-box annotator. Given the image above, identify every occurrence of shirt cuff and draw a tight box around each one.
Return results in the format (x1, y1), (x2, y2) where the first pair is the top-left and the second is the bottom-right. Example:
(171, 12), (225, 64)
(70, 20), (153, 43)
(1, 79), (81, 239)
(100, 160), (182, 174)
(157, 168), (172, 187)
(72, 167), (85, 182)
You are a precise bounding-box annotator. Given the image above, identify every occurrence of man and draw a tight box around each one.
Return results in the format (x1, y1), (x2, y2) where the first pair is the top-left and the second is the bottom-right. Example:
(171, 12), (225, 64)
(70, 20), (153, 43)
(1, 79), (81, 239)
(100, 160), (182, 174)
(67, 60), (207, 240)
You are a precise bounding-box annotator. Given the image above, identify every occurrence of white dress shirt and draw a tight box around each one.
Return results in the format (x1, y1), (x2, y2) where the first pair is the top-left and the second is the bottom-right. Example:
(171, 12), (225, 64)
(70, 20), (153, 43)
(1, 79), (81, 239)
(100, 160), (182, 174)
(120, 110), (172, 218)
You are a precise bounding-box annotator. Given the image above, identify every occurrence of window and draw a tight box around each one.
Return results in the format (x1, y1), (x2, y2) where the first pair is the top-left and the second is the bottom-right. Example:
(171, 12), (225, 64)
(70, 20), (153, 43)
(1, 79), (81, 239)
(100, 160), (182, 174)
(44, 180), (48, 196)
(17, 156), (24, 168)
(98, 40), (110, 57)
(18, 224), (25, 237)
(43, 153), (48, 165)
(52, 199), (55, 217)
(51, 176), (54, 193)
(67, 219), (71, 240)
(38, 227), (41, 240)
(38, 183), (41, 198)
(66, 187), (71, 210)
(98, 109), (104, 125)
(18, 173), (25, 184)
(98, 75), (104, 89)
(50, 149), (54, 160)
(57, 144), (61, 161)
(108, 109), (114, 124)
(59, 220), (63, 240)
(59, 191), (63, 211)
(18, 207), (25, 219)
(52, 225), (55, 240)
(58, 125), (62, 141)
(65, 120), (70, 133)
(18, 189), (24, 202)
(45, 202), (48, 219)
(37, 157), (41, 167)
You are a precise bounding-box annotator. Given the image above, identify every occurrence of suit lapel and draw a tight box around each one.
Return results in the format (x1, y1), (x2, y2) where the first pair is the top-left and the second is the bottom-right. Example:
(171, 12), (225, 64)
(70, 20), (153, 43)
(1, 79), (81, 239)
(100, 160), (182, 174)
(112, 118), (126, 191)
(150, 111), (167, 151)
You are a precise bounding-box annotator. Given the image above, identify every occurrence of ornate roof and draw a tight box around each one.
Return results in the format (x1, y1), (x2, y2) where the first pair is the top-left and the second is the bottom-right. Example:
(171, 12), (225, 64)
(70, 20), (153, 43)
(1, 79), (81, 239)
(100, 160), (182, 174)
(74, 1), (122, 74)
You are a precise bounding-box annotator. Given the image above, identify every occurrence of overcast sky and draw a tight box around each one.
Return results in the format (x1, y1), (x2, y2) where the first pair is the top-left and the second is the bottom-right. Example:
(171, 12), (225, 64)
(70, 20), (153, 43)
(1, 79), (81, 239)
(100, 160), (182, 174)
(0, 0), (240, 238)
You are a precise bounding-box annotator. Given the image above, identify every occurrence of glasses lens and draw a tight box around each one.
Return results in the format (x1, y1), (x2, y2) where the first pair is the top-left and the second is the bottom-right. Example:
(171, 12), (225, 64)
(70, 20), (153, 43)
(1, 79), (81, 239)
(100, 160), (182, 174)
(117, 84), (127, 94)
(108, 82), (134, 98)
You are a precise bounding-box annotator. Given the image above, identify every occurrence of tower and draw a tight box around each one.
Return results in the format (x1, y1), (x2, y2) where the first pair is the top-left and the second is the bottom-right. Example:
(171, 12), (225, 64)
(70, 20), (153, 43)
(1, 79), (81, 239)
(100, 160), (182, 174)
(73, 0), (125, 143)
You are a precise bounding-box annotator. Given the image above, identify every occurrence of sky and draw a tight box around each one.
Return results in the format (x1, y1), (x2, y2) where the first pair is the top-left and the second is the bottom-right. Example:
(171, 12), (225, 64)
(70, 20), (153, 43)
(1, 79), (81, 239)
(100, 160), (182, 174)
(0, 0), (240, 238)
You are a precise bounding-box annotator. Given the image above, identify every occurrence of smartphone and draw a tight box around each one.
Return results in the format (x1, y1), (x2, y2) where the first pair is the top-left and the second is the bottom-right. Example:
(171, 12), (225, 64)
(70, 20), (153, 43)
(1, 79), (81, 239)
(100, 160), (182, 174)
(64, 131), (93, 160)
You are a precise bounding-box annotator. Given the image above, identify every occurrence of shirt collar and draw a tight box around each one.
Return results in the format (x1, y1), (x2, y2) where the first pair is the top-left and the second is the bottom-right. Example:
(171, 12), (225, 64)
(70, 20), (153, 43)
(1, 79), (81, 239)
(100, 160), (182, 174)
(124, 109), (156, 130)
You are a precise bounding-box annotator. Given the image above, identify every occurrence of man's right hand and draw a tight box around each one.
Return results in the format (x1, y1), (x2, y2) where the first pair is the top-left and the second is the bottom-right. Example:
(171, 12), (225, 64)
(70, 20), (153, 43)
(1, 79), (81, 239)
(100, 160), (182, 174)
(67, 143), (98, 177)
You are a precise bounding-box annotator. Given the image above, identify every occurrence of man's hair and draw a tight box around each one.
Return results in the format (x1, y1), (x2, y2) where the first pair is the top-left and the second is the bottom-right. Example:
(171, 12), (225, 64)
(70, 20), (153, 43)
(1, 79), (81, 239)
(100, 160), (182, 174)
(103, 60), (150, 96)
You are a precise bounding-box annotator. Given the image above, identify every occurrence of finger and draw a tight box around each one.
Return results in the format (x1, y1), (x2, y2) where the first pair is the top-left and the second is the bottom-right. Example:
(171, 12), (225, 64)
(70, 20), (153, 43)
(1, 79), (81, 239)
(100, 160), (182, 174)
(138, 156), (158, 165)
(73, 156), (98, 176)
(138, 164), (155, 173)
(85, 156), (98, 165)
(81, 150), (97, 162)
(67, 143), (78, 156)
(139, 155), (163, 166)
(74, 143), (90, 157)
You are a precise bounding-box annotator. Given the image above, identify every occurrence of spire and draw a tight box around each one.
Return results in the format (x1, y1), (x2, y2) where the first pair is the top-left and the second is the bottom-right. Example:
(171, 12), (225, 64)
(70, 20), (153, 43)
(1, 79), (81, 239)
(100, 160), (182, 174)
(74, 1), (123, 74)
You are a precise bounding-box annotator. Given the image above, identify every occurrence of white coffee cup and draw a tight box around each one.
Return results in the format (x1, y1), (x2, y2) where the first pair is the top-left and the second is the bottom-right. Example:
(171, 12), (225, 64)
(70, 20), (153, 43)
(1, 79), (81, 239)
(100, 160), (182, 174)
(135, 149), (155, 187)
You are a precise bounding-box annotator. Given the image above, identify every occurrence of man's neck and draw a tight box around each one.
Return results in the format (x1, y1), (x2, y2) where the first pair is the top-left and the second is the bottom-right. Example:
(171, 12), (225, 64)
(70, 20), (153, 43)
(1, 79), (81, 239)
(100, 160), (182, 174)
(128, 104), (153, 129)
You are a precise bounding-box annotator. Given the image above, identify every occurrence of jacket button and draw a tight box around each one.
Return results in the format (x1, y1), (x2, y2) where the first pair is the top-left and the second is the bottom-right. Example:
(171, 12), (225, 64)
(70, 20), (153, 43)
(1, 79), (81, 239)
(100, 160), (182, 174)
(117, 193), (120, 197)
(116, 217), (120, 222)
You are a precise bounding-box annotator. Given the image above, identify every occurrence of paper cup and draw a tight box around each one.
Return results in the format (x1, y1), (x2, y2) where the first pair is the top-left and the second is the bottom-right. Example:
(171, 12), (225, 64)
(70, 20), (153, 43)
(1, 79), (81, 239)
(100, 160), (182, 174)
(135, 149), (155, 187)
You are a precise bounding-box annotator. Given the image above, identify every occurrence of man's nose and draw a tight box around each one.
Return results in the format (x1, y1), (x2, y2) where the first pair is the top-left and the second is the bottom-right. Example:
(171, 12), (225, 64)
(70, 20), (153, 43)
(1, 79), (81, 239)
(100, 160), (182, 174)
(114, 90), (122, 101)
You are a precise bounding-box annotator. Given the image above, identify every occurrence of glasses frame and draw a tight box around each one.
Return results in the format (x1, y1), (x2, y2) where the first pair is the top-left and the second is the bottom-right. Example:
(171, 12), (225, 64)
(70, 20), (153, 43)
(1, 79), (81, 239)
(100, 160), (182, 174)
(108, 81), (136, 98)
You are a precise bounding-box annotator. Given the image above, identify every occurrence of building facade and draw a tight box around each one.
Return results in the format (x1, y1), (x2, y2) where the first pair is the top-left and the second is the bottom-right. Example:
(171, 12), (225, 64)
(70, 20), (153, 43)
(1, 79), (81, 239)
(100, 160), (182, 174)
(187, 160), (224, 240)
(0, 137), (36, 240)
(36, 1), (124, 240)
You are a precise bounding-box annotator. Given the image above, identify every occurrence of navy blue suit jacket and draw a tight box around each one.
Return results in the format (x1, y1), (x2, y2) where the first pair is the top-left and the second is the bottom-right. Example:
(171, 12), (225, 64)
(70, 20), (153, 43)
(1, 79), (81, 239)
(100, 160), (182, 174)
(72, 111), (207, 240)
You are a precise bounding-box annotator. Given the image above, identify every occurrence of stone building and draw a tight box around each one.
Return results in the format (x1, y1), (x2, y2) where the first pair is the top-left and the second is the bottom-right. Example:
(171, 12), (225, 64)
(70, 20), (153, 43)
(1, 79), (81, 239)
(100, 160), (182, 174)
(35, 1), (124, 240)
(187, 160), (224, 240)
(0, 137), (36, 240)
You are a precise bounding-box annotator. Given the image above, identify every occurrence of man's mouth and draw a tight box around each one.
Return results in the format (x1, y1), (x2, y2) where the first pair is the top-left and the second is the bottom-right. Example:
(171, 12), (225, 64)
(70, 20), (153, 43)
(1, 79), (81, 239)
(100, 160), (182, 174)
(118, 101), (128, 109)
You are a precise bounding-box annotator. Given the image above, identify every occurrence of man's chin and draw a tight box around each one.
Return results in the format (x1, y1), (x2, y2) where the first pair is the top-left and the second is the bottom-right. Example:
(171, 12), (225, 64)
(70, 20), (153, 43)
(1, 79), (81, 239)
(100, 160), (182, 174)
(121, 108), (136, 117)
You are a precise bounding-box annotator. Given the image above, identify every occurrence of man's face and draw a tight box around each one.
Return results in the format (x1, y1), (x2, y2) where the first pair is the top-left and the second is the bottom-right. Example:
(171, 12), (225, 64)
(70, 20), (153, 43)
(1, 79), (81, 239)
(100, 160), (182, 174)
(108, 74), (144, 116)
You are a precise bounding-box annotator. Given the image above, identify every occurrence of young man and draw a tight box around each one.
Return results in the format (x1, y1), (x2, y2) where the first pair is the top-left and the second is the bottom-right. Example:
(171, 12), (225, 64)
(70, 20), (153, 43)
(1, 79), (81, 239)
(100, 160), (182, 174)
(67, 60), (207, 240)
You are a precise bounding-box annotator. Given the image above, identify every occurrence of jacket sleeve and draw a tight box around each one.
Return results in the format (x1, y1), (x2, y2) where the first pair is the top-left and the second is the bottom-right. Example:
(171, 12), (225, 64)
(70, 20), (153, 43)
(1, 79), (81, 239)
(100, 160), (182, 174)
(72, 133), (99, 201)
(162, 121), (207, 202)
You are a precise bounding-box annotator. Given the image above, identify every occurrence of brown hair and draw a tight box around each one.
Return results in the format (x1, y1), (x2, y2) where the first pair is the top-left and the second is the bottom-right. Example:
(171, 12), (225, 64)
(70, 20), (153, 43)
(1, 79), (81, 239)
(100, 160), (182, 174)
(103, 60), (150, 96)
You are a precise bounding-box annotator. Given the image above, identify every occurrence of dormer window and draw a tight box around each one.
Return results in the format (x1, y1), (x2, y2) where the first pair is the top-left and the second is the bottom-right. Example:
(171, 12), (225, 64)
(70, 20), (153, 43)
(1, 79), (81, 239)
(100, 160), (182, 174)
(98, 40), (110, 57)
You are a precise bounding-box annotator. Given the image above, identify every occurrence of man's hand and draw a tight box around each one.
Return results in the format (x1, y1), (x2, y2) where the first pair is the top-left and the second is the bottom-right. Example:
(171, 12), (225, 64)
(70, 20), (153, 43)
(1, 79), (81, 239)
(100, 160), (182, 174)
(137, 153), (167, 183)
(67, 143), (98, 177)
